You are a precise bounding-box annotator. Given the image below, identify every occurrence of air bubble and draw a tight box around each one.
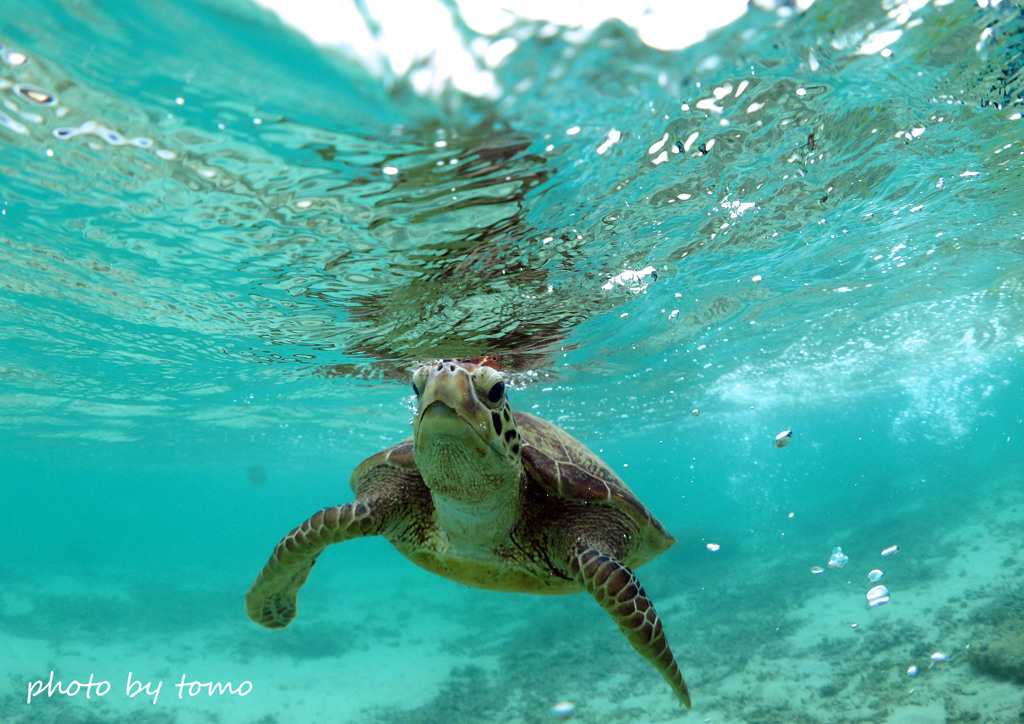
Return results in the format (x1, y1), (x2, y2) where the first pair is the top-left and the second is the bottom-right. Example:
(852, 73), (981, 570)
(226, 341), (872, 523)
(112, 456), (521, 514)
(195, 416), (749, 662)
(827, 546), (848, 569)
(14, 84), (56, 105)
(551, 700), (576, 719)
(3, 49), (28, 66)
(0, 111), (27, 135)
(866, 585), (890, 607)
(97, 126), (126, 145)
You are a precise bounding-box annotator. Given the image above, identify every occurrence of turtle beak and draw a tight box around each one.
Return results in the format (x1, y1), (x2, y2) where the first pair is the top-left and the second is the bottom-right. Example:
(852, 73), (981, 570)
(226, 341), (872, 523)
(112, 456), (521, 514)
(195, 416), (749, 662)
(418, 367), (473, 415)
(417, 400), (471, 443)
(413, 363), (491, 450)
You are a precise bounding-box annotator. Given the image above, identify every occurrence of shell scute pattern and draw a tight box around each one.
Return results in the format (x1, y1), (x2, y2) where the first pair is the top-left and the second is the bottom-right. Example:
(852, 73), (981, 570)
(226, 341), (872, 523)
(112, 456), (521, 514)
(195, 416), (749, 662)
(514, 410), (671, 546)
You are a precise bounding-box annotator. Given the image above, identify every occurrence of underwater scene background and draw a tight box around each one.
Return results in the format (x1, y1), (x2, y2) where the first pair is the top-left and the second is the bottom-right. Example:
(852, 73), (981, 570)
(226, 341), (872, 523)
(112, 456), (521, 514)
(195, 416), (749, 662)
(2, 0), (1023, 721)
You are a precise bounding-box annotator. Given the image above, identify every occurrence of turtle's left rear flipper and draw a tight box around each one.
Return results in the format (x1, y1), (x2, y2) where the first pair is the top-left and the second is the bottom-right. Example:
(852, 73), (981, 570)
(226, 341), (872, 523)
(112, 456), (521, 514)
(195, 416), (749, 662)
(569, 545), (691, 708)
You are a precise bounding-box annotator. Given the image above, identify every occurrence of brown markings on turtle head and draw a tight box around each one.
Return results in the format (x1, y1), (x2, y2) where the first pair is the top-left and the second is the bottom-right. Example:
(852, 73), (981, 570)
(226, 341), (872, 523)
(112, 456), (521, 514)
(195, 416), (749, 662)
(414, 357), (522, 466)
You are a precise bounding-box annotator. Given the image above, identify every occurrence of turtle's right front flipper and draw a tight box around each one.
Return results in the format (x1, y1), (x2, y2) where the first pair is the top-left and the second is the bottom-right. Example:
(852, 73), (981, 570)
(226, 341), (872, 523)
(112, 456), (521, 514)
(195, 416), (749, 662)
(245, 502), (380, 628)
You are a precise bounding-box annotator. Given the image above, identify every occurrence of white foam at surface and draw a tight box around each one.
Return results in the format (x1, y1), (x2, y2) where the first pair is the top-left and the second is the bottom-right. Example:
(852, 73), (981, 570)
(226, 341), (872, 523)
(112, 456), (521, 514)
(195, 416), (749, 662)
(250, 0), (753, 98)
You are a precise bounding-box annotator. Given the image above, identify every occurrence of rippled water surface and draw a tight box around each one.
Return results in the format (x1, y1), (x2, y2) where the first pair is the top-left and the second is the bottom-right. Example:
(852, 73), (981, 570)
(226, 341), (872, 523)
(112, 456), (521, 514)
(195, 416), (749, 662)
(2, 0), (1023, 722)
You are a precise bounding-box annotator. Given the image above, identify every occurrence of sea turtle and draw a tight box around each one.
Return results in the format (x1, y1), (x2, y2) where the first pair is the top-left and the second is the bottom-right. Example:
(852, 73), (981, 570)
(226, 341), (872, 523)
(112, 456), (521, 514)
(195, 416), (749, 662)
(245, 357), (691, 707)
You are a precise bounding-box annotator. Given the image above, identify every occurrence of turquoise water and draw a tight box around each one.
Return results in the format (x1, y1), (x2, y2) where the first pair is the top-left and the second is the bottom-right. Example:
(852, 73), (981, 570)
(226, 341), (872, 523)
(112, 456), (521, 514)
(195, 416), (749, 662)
(2, 0), (1023, 721)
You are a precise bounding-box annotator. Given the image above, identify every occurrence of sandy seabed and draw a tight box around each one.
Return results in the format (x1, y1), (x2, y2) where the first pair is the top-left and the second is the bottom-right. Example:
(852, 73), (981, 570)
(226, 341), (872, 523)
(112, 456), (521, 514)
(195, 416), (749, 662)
(3, 479), (1022, 724)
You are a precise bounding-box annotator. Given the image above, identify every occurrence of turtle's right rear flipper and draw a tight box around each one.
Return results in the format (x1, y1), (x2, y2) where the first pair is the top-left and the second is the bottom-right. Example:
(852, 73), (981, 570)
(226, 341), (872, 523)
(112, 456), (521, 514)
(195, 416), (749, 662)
(569, 544), (691, 708)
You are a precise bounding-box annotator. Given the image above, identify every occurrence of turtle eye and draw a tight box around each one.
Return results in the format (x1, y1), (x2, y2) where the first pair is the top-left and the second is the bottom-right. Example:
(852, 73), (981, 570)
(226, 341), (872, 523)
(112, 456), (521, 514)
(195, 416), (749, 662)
(486, 381), (505, 404)
(411, 365), (428, 397)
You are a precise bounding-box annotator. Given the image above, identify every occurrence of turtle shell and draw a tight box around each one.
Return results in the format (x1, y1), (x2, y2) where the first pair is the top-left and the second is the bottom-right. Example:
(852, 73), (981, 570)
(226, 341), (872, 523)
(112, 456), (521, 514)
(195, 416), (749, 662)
(514, 410), (675, 556)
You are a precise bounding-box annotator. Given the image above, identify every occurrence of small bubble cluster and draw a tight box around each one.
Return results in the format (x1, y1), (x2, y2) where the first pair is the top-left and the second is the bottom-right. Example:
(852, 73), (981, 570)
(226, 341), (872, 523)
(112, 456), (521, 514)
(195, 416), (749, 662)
(51, 120), (155, 149)
(0, 43), (176, 160)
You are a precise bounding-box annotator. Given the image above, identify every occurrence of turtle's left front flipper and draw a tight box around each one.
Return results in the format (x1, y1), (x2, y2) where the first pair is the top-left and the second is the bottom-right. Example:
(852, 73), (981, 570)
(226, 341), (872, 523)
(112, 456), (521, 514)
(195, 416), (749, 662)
(569, 545), (691, 709)
(245, 502), (380, 629)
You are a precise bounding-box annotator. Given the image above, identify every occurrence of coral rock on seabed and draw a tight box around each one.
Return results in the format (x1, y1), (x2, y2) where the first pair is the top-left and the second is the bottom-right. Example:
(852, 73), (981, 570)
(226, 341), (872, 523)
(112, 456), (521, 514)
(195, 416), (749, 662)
(969, 629), (1024, 682)
(968, 586), (1024, 684)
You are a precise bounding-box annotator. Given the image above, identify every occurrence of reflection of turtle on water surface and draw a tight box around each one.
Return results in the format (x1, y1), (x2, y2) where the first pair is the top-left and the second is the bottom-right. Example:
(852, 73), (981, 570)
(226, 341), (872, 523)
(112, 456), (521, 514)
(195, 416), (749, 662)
(245, 356), (691, 707)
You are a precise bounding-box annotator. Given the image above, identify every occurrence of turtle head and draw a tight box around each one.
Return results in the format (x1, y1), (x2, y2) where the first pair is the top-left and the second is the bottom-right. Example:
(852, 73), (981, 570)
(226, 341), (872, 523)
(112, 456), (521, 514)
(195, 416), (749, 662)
(412, 358), (522, 505)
